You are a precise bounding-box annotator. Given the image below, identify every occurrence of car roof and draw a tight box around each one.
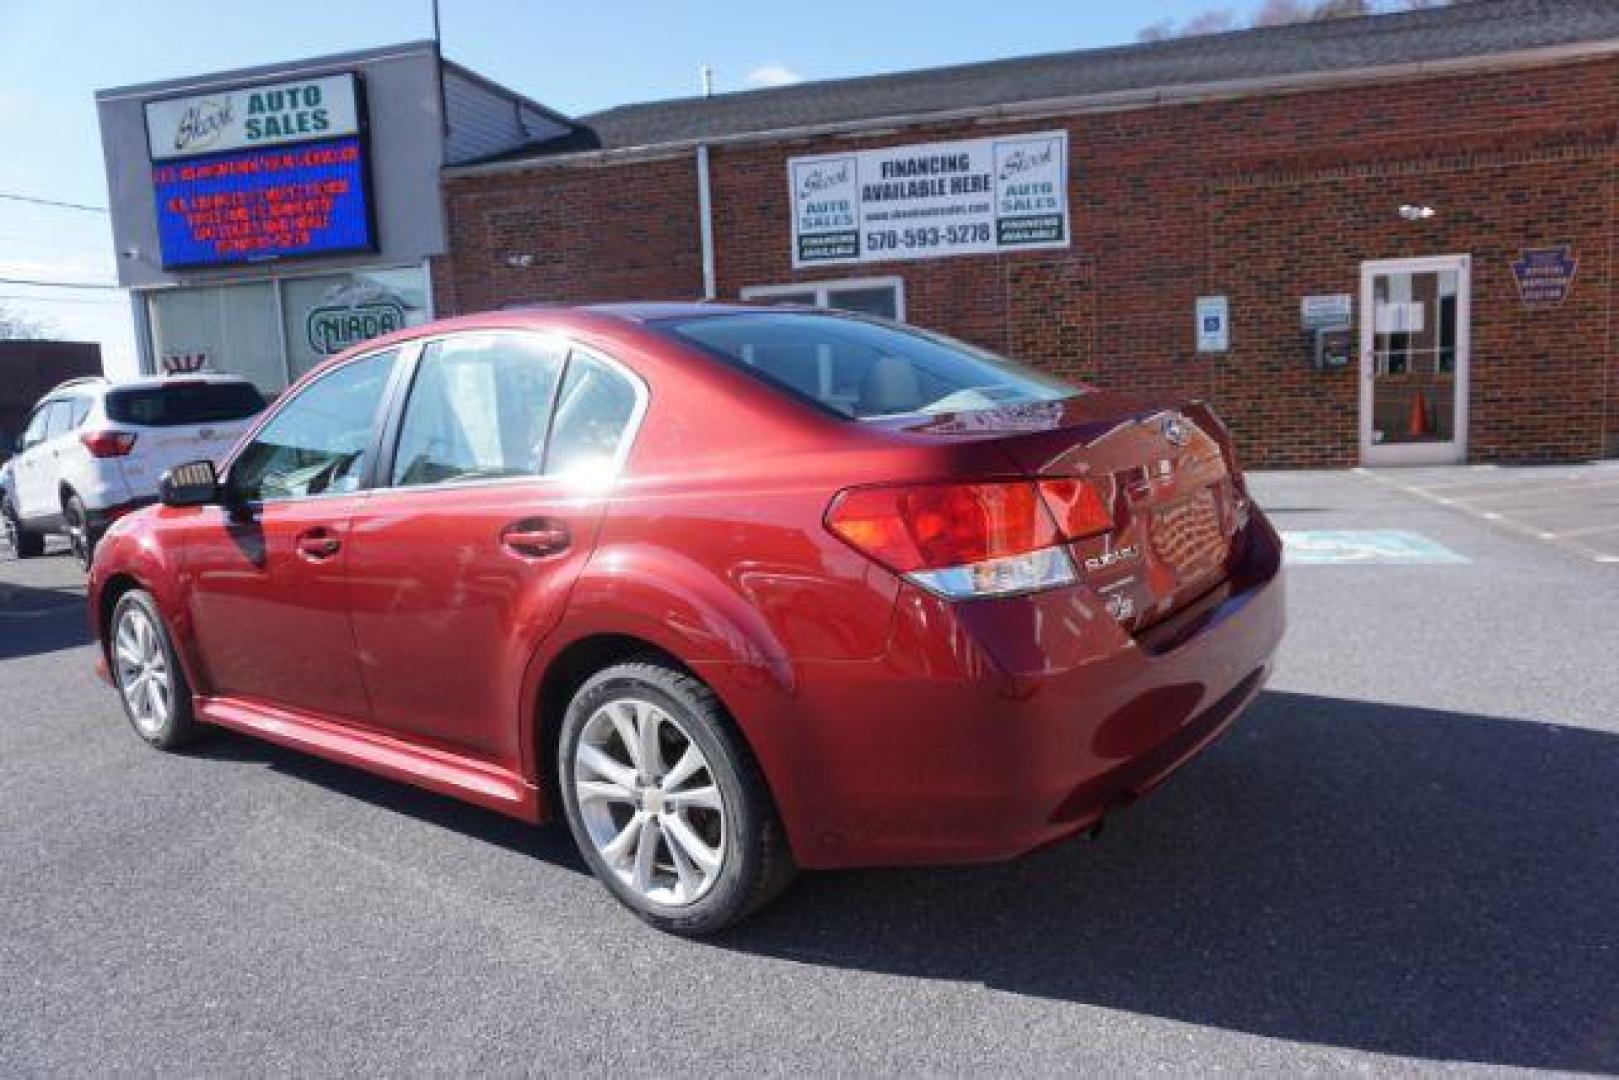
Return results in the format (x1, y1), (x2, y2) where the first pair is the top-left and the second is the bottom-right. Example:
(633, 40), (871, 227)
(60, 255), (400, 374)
(106, 374), (257, 389)
(318, 302), (813, 357)
(41, 373), (255, 399)
(305, 301), (858, 384)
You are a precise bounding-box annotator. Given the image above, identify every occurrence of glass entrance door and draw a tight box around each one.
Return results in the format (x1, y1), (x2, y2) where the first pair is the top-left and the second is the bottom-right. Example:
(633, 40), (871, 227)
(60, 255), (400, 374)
(1360, 256), (1469, 465)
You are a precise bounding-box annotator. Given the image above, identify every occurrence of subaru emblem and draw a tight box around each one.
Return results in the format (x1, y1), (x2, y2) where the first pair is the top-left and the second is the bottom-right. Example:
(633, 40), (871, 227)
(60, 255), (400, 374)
(1162, 415), (1189, 447)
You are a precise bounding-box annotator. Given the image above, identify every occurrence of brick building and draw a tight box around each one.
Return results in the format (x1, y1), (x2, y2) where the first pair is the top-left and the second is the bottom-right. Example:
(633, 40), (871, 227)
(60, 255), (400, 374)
(0, 341), (102, 459)
(433, 0), (1619, 468)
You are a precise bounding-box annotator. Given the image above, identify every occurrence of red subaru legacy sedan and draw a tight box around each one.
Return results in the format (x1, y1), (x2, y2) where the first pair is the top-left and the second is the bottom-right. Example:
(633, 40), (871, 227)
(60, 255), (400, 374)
(88, 303), (1284, 934)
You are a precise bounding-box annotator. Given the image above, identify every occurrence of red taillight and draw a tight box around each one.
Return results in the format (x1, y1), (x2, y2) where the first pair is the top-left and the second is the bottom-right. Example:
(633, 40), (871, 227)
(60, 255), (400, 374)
(1037, 478), (1114, 539)
(827, 481), (1059, 573)
(80, 430), (137, 458)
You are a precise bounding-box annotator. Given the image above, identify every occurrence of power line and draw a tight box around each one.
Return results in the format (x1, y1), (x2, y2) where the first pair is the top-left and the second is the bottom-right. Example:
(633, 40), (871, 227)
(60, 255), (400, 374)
(0, 193), (108, 214)
(0, 293), (123, 305)
(0, 275), (120, 290)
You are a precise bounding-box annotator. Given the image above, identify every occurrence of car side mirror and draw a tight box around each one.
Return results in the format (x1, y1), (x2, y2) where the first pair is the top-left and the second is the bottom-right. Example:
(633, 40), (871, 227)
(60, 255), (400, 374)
(159, 459), (221, 508)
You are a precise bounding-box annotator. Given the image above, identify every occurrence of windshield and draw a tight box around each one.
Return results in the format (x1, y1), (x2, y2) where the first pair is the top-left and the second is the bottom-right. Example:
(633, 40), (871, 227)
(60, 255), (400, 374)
(657, 312), (1077, 420)
(106, 382), (265, 428)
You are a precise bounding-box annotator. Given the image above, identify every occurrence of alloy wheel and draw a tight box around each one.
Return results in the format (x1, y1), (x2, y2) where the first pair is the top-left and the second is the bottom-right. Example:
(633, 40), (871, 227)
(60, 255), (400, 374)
(65, 503), (89, 567)
(114, 606), (171, 737)
(573, 698), (727, 907)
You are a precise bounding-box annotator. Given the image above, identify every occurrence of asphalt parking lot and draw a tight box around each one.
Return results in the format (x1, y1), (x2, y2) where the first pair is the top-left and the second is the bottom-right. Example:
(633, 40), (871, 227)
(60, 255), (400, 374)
(2, 465), (1616, 1075)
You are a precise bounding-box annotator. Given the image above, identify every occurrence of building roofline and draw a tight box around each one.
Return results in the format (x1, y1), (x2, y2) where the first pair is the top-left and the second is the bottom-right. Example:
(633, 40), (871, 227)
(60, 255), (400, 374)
(95, 39), (441, 101)
(437, 56), (580, 134)
(445, 39), (1619, 179)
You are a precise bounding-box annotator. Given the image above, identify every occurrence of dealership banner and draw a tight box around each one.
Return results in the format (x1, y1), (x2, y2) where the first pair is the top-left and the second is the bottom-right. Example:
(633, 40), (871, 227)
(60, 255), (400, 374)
(144, 74), (362, 161)
(789, 131), (1069, 267)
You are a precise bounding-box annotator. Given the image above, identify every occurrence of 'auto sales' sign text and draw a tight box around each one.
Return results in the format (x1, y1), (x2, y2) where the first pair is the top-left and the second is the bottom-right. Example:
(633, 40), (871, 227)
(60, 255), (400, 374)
(789, 131), (1069, 267)
(144, 74), (361, 162)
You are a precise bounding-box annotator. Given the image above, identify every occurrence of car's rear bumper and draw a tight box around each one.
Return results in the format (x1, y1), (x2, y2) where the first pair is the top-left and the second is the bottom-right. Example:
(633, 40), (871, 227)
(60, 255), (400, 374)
(737, 510), (1286, 870)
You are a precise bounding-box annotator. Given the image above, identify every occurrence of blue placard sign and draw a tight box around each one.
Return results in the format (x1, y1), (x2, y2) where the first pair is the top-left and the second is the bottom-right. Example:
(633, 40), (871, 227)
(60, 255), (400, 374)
(1510, 246), (1577, 308)
(151, 135), (375, 268)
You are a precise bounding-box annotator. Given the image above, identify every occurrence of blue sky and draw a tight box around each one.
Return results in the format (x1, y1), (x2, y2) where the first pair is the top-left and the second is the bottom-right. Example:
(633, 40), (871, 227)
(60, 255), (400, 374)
(0, 0), (1237, 374)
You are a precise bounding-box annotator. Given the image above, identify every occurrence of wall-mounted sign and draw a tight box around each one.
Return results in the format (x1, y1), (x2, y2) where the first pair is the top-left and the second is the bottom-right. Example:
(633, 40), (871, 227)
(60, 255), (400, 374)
(788, 131), (1069, 267)
(151, 136), (376, 268)
(1195, 295), (1229, 353)
(1301, 293), (1352, 328)
(1511, 246), (1577, 308)
(304, 280), (409, 355)
(144, 74), (361, 162)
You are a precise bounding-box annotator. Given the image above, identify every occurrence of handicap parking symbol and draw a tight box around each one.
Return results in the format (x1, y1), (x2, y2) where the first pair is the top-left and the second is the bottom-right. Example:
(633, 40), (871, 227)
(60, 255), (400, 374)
(1280, 529), (1469, 565)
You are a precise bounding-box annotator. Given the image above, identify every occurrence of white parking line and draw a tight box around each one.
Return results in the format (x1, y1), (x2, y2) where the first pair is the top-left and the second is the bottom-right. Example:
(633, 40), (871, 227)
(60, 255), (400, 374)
(1355, 468), (1619, 565)
(1434, 476), (1619, 505)
(1543, 522), (1619, 540)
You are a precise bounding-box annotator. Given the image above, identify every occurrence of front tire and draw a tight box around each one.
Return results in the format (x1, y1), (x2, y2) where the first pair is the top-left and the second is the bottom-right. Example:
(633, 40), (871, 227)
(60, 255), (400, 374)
(3, 498), (44, 559)
(558, 660), (795, 935)
(109, 589), (203, 750)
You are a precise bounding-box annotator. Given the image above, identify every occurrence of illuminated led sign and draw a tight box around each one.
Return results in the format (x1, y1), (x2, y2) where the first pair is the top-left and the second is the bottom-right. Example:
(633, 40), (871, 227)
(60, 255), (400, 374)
(151, 135), (376, 268)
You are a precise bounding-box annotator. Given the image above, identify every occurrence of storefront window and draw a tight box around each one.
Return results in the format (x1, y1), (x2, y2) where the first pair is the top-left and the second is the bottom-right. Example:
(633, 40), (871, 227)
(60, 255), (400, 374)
(147, 283), (282, 393)
(280, 267), (432, 379)
(143, 266), (432, 392)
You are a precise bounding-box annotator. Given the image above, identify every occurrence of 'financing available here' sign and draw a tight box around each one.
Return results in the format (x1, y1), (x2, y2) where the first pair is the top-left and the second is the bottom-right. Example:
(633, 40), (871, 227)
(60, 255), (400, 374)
(788, 131), (1070, 267)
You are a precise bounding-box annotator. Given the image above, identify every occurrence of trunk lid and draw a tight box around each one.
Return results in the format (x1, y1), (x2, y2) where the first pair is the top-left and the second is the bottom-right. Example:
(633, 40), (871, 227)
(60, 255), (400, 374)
(871, 392), (1247, 632)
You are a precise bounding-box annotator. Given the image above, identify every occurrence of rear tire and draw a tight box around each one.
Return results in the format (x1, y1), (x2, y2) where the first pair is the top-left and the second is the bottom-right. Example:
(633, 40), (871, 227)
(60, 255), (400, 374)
(558, 660), (795, 935)
(3, 498), (43, 559)
(109, 589), (203, 750)
(64, 494), (94, 569)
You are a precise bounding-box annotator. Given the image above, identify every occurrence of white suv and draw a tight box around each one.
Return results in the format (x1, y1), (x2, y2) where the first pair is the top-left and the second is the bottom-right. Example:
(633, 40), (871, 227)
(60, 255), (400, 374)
(2, 375), (264, 567)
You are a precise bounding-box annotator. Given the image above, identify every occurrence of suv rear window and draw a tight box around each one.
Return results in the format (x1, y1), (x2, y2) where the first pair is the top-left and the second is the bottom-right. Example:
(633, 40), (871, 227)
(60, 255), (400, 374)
(106, 382), (265, 428)
(656, 312), (1075, 420)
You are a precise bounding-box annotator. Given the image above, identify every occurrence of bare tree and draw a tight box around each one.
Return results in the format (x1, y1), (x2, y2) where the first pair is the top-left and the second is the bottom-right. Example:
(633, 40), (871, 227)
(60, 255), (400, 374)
(1252, 0), (1313, 24)
(0, 305), (53, 340)
(1142, 0), (1453, 40)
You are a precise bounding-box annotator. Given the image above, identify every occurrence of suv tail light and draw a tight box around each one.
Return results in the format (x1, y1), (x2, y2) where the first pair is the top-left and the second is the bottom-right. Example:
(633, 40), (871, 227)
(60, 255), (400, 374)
(826, 479), (1113, 599)
(80, 430), (137, 458)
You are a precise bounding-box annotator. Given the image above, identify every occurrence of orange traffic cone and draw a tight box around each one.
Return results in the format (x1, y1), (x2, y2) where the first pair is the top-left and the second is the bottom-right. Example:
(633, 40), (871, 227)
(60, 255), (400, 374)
(1408, 390), (1432, 438)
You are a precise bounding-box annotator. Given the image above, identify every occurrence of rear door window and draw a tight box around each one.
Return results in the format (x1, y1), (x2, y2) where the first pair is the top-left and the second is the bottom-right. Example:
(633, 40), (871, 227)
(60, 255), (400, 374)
(544, 353), (642, 479)
(42, 400), (75, 441)
(390, 332), (566, 488)
(20, 404), (51, 449)
(106, 382), (265, 428)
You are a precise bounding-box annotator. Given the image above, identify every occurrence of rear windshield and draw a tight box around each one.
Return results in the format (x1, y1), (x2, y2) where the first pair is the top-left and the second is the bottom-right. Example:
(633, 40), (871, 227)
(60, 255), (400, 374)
(657, 312), (1076, 420)
(106, 382), (265, 428)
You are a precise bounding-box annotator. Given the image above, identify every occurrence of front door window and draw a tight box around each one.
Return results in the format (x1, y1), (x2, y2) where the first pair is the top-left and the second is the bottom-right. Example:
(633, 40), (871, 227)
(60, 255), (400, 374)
(228, 350), (396, 501)
(1369, 268), (1458, 446)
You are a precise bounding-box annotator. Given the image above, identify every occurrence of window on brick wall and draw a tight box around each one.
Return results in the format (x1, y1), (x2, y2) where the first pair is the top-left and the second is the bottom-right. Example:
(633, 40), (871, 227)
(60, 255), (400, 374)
(740, 277), (905, 322)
